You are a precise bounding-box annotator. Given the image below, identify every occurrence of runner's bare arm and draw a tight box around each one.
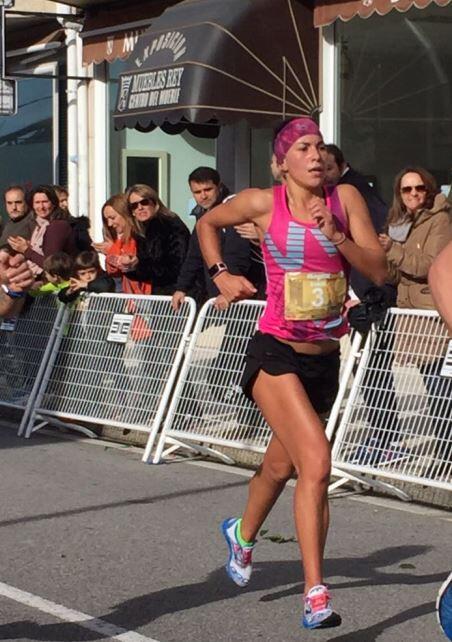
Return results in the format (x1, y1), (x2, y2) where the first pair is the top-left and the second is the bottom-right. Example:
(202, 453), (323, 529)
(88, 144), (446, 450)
(197, 189), (271, 302)
(429, 240), (452, 334)
(336, 184), (387, 285)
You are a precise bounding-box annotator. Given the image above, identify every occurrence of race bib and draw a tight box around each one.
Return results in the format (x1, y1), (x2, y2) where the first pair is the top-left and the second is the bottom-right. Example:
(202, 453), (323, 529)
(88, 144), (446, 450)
(284, 271), (347, 321)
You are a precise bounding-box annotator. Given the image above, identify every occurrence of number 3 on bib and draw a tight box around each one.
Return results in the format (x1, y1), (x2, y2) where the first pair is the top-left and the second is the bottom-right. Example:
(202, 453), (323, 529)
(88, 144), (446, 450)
(284, 271), (347, 321)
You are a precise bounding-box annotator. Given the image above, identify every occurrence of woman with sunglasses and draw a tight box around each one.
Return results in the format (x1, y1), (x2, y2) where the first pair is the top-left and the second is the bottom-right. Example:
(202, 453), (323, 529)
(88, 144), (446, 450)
(379, 167), (450, 310)
(125, 184), (190, 295)
(379, 167), (451, 480)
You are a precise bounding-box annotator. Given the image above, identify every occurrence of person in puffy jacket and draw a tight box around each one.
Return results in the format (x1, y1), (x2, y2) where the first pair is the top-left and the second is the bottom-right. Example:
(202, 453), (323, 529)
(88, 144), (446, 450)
(125, 183), (190, 296)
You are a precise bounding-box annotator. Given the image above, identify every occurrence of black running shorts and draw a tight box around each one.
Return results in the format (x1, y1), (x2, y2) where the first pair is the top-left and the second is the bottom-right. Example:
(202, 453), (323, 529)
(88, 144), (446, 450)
(240, 331), (340, 415)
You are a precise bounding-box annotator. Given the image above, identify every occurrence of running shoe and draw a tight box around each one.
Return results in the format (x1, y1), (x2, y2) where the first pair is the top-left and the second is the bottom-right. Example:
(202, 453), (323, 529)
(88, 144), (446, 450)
(221, 517), (254, 587)
(349, 437), (382, 466)
(437, 572), (452, 640)
(302, 584), (342, 630)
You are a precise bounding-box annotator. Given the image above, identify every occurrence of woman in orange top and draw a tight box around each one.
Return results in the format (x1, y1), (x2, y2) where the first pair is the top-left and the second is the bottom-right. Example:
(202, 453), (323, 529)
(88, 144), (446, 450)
(94, 194), (152, 295)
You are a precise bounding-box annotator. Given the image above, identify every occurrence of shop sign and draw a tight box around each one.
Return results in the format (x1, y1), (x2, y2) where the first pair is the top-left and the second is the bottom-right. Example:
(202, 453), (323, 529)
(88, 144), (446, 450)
(0, 78), (17, 116)
(117, 66), (184, 112)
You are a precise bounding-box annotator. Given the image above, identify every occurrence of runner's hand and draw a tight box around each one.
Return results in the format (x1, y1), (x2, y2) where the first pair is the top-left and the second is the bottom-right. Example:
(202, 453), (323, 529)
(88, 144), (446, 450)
(307, 197), (339, 241)
(213, 272), (256, 302)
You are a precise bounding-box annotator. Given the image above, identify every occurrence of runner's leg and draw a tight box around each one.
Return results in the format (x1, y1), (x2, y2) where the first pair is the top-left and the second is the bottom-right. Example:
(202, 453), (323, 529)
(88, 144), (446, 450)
(244, 370), (331, 592)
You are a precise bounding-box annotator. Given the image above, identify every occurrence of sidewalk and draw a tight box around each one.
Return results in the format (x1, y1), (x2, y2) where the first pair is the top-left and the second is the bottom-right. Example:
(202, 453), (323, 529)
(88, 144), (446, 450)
(0, 426), (450, 642)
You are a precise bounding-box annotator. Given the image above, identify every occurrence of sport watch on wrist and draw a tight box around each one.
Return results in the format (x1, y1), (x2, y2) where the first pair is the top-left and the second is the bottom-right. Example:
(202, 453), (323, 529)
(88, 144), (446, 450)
(208, 262), (228, 280)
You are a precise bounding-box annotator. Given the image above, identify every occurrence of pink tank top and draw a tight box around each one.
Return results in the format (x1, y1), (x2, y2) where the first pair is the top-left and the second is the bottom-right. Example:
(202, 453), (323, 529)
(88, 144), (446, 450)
(258, 184), (350, 342)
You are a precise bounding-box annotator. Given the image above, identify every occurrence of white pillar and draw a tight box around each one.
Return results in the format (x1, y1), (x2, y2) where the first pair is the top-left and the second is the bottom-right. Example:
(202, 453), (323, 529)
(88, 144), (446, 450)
(65, 25), (79, 214)
(90, 63), (108, 241)
(319, 24), (339, 145)
(76, 34), (89, 219)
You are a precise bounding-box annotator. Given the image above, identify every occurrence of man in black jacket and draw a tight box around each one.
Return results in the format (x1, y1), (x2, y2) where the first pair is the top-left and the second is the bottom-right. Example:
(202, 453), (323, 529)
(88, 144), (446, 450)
(325, 145), (400, 464)
(324, 144), (395, 303)
(172, 167), (259, 310)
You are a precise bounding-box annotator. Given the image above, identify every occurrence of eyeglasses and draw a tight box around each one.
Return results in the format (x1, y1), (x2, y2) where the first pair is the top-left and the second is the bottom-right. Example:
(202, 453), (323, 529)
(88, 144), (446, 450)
(129, 197), (154, 211)
(400, 184), (427, 195)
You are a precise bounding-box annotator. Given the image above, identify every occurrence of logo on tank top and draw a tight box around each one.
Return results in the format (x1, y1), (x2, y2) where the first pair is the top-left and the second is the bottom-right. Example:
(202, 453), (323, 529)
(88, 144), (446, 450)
(264, 221), (338, 270)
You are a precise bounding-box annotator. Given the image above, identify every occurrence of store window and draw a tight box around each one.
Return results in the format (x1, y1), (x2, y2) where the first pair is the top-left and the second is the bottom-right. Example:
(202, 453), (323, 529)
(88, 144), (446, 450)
(337, 6), (452, 203)
(0, 78), (53, 217)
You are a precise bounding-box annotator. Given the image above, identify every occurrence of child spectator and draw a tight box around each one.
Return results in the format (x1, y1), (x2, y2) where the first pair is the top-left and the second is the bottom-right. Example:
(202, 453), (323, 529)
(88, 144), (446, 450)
(58, 250), (115, 303)
(30, 252), (73, 297)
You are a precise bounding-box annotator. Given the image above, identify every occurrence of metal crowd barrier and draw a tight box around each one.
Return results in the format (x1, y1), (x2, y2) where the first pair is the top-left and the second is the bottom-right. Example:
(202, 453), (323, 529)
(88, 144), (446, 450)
(24, 293), (197, 459)
(0, 296), (63, 433)
(151, 299), (270, 464)
(152, 301), (360, 465)
(331, 308), (452, 492)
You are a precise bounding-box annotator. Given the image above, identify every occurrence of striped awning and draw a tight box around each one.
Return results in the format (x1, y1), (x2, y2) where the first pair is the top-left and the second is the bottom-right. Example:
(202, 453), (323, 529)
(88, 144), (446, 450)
(314, 0), (452, 27)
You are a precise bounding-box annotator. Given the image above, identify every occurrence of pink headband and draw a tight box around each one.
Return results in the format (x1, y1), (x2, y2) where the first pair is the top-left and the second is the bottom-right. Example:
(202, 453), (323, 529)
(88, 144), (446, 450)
(273, 117), (322, 163)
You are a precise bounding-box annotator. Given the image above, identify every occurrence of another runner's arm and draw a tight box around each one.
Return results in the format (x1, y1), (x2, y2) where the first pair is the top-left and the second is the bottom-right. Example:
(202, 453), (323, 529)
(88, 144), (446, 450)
(337, 185), (387, 286)
(197, 189), (270, 301)
(429, 240), (452, 334)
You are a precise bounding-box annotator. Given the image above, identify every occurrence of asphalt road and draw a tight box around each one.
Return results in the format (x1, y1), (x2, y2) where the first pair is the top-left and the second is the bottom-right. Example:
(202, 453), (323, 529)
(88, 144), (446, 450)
(0, 426), (450, 642)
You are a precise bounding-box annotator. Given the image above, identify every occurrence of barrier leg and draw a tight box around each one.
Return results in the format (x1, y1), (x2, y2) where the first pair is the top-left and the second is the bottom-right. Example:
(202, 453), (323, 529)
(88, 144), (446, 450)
(32, 415), (98, 439)
(329, 466), (411, 501)
(151, 435), (235, 465)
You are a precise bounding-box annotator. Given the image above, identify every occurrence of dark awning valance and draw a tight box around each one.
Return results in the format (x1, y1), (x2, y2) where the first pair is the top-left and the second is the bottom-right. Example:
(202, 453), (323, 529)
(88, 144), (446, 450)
(314, 0), (452, 27)
(113, 0), (319, 136)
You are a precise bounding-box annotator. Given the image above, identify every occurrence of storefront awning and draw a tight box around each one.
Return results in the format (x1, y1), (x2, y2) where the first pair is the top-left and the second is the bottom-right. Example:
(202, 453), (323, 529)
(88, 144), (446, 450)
(314, 0), (452, 27)
(113, 0), (319, 136)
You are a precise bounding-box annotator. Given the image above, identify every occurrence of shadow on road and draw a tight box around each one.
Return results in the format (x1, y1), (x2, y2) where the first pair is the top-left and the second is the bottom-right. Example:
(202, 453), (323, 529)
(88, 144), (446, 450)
(0, 545), (442, 641)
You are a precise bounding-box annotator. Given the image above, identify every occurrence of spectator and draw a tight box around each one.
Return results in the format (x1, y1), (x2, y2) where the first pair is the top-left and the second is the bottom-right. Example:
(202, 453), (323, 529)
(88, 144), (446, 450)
(172, 167), (261, 311)
(30, 252), (73, 297)
(0, 251), (34, 317)
(58, 250), (115, 304)
(323, 145), (398, 467)
(324, 144), (395, 303)
(124, 184), (190, 295)
(7, 185), (76, 275)
(0, 186), (35, 249)
(53, 185), (93, 253)
(379, 167), (451, 477)
(93, 194), (151, 295)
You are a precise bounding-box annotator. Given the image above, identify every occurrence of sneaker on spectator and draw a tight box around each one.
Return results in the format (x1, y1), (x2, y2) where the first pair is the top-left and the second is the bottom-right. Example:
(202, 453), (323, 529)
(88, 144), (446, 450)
(302, 584), (342, 629)
(221, 517), (254, 587)
(349, 437), (382, 466)
(377, 444), (411, 466)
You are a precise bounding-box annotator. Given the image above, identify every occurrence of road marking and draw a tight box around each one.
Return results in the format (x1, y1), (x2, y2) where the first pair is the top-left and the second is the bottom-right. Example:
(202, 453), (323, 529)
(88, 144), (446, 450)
(0, 581), (159, 642)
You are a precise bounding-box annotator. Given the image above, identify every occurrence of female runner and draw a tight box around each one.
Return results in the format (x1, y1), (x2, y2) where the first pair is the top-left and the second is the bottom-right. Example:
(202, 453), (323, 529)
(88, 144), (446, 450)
(197, 117), (387, 630)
